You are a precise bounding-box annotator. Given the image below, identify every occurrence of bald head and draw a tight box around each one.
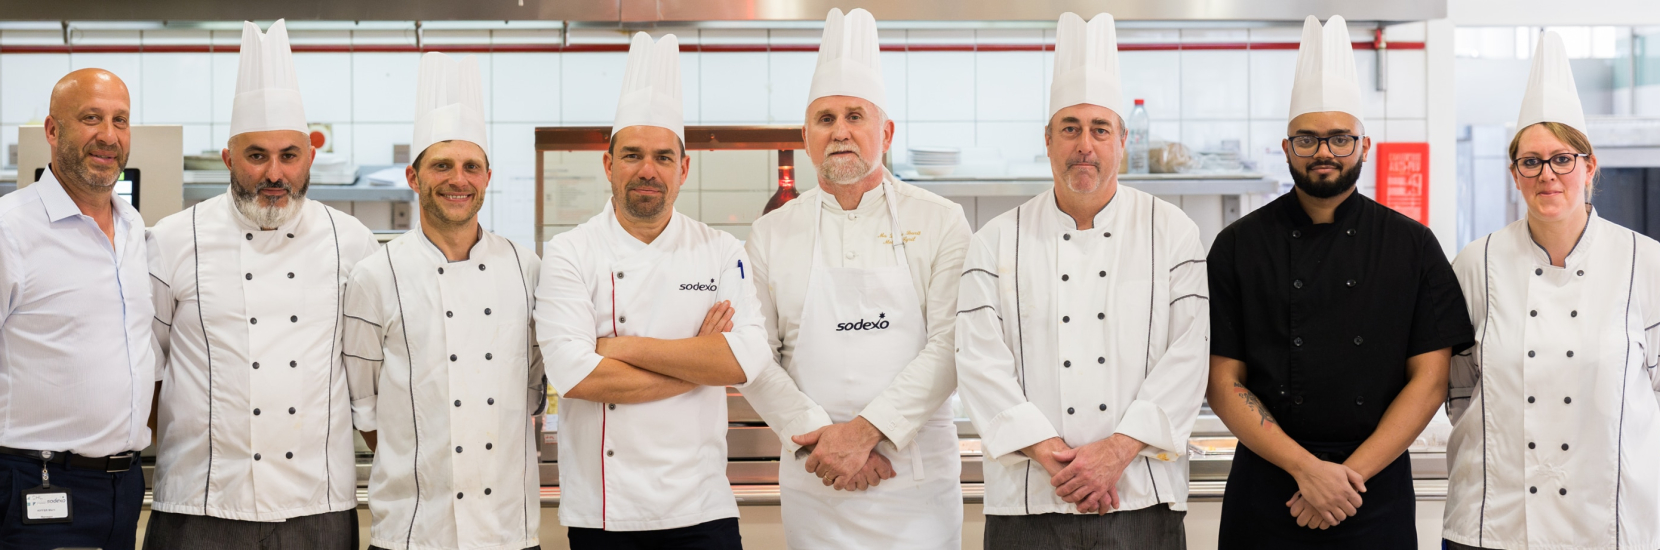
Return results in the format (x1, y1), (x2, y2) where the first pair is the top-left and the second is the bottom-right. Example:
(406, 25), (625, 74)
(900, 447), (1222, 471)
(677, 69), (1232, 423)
(50, 69), (129, 121)
(45, 68), (130, 195)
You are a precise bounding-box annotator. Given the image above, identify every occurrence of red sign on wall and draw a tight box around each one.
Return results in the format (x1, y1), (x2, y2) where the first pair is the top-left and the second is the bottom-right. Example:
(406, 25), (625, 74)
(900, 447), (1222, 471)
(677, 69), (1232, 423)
(1376, 142), (1430, 226)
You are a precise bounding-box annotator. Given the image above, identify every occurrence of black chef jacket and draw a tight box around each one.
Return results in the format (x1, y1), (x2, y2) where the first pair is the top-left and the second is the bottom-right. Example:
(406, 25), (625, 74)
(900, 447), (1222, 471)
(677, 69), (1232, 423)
(1209, 190), (1473, 443)
(1209, 190), (1474, 549)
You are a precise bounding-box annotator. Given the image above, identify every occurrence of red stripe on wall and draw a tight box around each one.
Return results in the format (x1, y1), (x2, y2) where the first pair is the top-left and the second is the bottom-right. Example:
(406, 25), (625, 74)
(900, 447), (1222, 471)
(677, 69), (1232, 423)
(0, 40), (1425, 54)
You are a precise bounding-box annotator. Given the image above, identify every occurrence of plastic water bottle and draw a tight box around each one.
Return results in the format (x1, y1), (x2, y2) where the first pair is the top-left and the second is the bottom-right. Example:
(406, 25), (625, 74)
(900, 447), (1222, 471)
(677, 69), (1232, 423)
(1127, 99), (1150, 174)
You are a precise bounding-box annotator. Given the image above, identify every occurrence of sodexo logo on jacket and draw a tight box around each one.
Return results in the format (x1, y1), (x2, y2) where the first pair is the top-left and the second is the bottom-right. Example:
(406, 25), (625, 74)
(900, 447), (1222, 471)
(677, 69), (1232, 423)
(680, 279), (718, 292)
(836, 313), (891, 332)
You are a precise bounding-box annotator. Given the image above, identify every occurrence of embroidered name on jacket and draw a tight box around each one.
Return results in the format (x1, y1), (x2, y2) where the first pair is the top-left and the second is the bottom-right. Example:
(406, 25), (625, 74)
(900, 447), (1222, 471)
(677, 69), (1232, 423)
(679, 279), (718, 292)
(836, 313), (891, 331)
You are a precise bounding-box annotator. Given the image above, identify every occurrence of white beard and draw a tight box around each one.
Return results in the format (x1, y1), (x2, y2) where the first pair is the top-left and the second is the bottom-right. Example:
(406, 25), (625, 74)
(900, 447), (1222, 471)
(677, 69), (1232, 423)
(818, 143), (880, 185)
(233, 193), (305, 229)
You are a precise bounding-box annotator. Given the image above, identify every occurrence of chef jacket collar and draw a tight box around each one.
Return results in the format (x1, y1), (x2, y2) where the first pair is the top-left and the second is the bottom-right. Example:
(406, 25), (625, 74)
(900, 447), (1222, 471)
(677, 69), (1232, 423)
(223, 185), (307, 235)
(1523, 205), (1597, 268)
(1044, 185), (1121, 231)
(36, 165), (143, 226)
(816, 168), (898, 215)
(603, 198), (683, 254)
(416, 224), (485, 263)
(1278, 187), (1364, 228)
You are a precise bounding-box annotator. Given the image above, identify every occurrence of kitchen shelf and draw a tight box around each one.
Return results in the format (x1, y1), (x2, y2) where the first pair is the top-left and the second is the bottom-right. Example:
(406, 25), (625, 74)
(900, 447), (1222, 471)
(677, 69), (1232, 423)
(1594, 146), (1660, 168)
(182, 164), (415, 202)
(902, 173), (1280, 198)
(0, 167), (416, 203)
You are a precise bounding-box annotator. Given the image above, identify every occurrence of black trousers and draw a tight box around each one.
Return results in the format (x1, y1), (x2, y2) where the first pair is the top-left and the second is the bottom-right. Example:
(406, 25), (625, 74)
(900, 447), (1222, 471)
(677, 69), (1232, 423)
(146, 508), (358, 549)
(1218, 443), (1417, 550)
(568, 517), (742, 550)
(984, 506), (1187, 550)
(0, 452), (146, 550)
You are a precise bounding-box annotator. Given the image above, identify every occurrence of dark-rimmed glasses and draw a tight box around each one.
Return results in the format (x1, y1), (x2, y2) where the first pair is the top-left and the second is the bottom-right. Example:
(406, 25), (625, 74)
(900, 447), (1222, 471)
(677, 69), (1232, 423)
(1287, 135), (1362, 158)
(1512, 153), (1588, 178)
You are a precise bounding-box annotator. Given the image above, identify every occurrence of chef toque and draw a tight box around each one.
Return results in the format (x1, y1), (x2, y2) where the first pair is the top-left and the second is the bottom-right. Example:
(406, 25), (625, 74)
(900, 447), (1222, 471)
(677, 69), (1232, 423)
(1515, 31), (1586, 134)
(1288, 15), (1365, 129)
(612, 32), (685, 142)
(412, 52), (489, 159)
(807, 8), (886, 113)
(230, 20), (308, 137)
(1048, 12), (1123, 120)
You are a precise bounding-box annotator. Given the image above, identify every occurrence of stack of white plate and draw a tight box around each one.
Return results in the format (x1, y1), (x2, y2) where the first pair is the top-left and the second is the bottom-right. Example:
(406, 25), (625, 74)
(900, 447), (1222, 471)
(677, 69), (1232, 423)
(909, 146), (961, 176)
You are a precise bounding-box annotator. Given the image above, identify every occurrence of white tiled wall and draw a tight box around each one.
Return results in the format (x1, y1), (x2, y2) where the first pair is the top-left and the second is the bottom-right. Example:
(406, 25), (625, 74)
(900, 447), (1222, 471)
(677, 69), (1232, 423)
(0, 22), (1433, 246)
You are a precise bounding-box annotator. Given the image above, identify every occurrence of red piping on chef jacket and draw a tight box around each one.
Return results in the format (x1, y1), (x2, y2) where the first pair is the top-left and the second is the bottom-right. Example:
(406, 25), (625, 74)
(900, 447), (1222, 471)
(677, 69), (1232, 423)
(602, 271), (617, 529)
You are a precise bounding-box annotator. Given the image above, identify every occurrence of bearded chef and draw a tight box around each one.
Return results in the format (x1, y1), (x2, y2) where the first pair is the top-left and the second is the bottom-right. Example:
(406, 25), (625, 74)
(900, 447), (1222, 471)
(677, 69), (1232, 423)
(535, 32), (770, 550)
(954, 12), (1209, 549)
(341, 53), (545, 550)
(1207, 16), (1472, 548)
(145, 20), (380, 549)
(1442, 31), (1660, 550)
(734, 7), (973, 548)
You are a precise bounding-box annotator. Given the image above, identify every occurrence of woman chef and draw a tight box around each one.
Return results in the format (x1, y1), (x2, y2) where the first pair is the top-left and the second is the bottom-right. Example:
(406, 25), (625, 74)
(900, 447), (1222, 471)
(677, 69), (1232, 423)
(1442, 31), (1660, 550)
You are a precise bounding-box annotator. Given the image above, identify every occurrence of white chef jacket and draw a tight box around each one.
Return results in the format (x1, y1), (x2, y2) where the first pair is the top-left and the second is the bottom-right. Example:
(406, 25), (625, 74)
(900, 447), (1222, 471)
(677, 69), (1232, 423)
(0, 168), (154, 457)
(148, 194), (379, 521)
(741, 174), (971, 450)
(1444, 212), (1660, 549)
(342, 229), (544, 550)
(536, 203), (771, 532)
(955, 186), (1210, 516)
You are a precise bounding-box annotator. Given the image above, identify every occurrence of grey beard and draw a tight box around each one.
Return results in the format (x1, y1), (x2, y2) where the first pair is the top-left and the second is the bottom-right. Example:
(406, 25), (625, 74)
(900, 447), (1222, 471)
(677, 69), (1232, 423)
(52, 142), (121, 193)
(819, 154), (877, 185)
(231, 181), (306, 229)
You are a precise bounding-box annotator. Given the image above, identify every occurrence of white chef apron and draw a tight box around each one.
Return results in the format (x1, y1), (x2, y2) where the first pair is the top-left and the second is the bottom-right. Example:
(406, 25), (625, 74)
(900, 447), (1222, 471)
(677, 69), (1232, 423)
(779, 181), (962, 550)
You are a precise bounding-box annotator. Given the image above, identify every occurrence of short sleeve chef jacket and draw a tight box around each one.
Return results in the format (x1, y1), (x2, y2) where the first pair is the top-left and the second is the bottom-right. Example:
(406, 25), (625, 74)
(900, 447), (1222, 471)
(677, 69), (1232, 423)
(1208, 191), (1473, 444)
(341, 229), (544, 550)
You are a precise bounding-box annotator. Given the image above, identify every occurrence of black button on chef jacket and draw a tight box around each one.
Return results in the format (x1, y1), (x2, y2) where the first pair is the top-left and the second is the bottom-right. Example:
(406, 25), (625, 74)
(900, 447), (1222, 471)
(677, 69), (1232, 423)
(1208, 191), (1473, 444)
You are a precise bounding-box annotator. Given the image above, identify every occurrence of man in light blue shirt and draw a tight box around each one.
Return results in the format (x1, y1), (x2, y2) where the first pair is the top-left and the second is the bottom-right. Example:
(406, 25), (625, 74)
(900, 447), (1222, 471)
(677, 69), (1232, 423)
(0, 68), (155, 550)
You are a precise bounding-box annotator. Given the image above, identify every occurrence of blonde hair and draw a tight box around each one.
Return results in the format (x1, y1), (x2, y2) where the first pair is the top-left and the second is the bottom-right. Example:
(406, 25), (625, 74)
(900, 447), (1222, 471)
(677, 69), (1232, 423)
(1508, 121), (1597, 199)
(1508, 121), (1593, 161)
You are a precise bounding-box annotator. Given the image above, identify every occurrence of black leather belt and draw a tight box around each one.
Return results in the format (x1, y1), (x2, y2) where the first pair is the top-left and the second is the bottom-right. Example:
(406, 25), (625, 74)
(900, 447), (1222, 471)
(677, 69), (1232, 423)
(0, 446), (137, 472)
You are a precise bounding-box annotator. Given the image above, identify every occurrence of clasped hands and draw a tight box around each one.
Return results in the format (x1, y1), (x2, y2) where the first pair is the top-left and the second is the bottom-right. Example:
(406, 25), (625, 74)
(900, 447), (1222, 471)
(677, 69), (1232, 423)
(1023, 434), (1146, 514)
(791, 416), (897, 492)
(1284, 457), (1368, 530)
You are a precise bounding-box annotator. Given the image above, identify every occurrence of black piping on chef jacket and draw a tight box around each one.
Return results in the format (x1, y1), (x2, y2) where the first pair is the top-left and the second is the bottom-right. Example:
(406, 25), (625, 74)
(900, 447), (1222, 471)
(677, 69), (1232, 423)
(1208, 190), (1473, 547)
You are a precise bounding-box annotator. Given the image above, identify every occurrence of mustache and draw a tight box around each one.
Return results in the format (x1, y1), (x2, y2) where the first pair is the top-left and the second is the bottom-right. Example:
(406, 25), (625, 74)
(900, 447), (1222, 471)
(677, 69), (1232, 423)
(1065, 155), (1099, 169)
(1307, 160), (1343, 170)
(824, 141), (859, 156)
(625, 179), (667, 194)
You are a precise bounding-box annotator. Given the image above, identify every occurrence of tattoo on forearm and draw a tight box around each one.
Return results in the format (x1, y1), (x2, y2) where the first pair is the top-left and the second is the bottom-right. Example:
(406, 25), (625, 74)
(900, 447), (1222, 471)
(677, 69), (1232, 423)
(1233, 382), (1278, 429)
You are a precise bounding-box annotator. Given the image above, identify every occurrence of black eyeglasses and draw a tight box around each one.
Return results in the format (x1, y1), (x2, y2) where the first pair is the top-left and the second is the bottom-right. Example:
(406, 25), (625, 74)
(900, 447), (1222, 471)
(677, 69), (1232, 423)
(1512, 153), (1589, 178)
(1287, 135), (1362, 158)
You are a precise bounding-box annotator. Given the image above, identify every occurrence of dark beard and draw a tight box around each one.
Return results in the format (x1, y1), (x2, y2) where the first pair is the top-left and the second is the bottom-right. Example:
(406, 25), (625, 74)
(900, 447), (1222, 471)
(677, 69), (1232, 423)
(1290, 159), (1363, 199)
(622, 178), (669, 219)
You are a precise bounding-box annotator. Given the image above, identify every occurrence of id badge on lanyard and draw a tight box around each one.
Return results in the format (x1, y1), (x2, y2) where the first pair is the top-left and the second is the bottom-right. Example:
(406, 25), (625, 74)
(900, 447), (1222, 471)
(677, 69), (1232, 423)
(21, 452), (73, 525)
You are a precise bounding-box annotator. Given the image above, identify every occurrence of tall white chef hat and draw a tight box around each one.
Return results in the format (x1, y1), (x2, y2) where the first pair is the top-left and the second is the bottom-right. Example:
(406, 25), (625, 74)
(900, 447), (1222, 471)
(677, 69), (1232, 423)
(612, 32), (685, 142)
(1515, 31), (1586, 134)
(1289, 15), (1365, 129)
(412, 52), (489, 159)
(230, 20), (308, 137)
(1048, 12), (1123, 120)
(807, 8), (886, 113)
